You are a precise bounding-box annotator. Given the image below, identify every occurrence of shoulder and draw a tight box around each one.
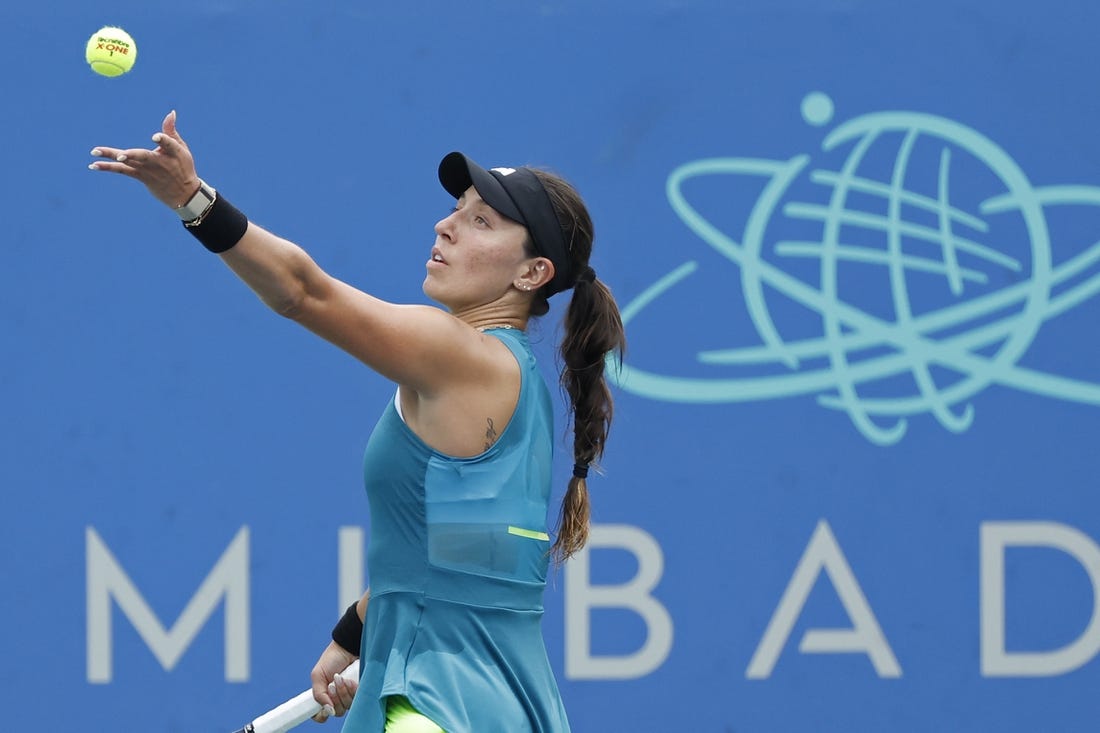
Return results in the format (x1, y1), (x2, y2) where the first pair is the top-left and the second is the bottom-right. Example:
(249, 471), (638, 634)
(400, 318), (524, 398)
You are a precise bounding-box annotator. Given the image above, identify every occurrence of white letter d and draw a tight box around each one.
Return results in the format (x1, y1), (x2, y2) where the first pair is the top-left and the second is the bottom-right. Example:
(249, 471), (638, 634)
(982, 521), (1100, 676)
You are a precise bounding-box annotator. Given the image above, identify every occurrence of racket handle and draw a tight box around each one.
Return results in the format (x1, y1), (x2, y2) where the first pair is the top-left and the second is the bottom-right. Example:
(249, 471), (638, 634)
(245, 660), (361, 733)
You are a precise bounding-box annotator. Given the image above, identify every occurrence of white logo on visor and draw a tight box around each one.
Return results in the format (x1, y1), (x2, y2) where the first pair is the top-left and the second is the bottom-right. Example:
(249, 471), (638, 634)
(491, 167), (517, 176)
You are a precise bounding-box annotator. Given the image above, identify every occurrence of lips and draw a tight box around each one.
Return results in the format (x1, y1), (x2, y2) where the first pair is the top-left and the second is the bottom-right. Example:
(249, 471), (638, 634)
(430, 247), (447, 265)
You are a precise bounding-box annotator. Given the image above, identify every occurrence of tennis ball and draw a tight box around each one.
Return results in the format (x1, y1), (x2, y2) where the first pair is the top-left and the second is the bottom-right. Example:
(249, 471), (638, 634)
(85, 26), (137, 77)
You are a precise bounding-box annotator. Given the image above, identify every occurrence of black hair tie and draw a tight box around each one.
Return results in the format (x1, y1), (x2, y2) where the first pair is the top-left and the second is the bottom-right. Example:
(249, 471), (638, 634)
(576, 266), (596, 284)
(572, 463), (590, 479)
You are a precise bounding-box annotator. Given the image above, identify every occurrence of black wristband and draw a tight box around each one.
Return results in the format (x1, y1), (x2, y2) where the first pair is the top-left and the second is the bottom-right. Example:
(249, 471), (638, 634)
(331, 601), (363, 655)
(183, 191), (249, 253)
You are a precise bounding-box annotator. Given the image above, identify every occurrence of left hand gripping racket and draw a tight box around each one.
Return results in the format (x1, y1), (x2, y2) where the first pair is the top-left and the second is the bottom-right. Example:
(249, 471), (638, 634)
(231, 660), (360, 733)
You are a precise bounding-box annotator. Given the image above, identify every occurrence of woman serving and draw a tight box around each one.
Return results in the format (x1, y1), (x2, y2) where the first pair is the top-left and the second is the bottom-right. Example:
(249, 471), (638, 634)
(90, 112), (626, 732)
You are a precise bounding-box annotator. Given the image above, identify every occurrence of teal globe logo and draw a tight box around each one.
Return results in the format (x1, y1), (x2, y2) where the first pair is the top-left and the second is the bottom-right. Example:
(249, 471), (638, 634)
(615, 93), (1100, 445)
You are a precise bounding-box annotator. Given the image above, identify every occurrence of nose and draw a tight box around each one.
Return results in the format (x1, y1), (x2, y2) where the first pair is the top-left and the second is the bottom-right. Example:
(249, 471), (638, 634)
(434, 211), (456, 241)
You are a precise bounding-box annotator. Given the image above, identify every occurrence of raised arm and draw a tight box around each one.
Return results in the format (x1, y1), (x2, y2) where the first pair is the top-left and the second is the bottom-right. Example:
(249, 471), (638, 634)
(89, 111), (488, 394)
(212, 220), (477, 393)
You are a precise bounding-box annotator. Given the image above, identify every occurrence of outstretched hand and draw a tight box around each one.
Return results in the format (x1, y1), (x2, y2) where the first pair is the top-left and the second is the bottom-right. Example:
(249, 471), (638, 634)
(89, 110), (202, 209)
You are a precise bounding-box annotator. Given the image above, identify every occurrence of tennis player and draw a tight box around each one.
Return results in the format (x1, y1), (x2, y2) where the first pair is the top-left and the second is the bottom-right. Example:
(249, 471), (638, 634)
(90, 111), (626, 732)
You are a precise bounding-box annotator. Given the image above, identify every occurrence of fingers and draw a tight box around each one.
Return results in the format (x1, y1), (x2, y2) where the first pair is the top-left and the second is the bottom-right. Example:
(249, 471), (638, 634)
(88, 145), (156, 174)
(89, 146), (123, 161)
(88, 147), (137, 175)
(152, 130), (184, 157)
(310, 668), (338, 723)
(310, 692), (337, 723)
(161, 109), (189, 152)
(88, 113), (201, 209)
(89, 109), (185, 173)
(163, 109), (182, 141)
(88, 140), (182, 177)
(308, 651), (358, 723)
(327, 673), (357, 715)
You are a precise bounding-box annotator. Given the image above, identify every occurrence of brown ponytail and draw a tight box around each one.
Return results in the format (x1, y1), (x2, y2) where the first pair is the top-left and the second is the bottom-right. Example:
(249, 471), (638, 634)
(530, 170), (627, 562)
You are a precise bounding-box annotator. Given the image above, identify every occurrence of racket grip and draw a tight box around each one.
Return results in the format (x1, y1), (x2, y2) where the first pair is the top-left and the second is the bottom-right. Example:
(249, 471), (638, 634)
(249, 660), (361, 733)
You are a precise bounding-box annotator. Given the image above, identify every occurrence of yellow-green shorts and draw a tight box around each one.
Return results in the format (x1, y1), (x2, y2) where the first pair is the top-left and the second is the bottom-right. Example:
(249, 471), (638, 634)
(384, 695), (446, 733)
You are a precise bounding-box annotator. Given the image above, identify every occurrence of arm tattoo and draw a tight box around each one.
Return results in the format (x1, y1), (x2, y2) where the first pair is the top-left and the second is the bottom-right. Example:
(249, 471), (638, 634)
(484, 417), (498, 451)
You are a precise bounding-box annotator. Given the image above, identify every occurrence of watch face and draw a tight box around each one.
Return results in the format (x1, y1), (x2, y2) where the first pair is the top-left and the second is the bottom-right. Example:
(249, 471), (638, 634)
(178, 183), (215, 221)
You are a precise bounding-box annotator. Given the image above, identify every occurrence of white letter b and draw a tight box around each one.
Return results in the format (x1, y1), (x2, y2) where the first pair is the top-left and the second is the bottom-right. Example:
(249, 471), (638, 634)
(565, 524), (673, 679)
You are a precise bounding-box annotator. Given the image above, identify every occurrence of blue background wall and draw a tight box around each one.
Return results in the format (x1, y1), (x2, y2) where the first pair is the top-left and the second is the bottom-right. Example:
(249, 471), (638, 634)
(5, 1), (1100, 730)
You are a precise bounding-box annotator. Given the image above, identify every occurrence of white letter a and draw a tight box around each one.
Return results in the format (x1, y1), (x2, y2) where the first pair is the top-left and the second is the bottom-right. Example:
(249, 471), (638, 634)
(746, 520), (901, 679)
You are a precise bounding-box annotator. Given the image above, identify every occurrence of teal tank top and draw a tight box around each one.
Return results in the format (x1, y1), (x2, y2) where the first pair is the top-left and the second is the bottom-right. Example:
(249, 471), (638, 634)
(340, 328), (571, 733)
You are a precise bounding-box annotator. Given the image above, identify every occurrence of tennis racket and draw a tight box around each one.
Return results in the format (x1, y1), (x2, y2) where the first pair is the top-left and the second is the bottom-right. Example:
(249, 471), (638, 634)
(231, 660), (360, 733)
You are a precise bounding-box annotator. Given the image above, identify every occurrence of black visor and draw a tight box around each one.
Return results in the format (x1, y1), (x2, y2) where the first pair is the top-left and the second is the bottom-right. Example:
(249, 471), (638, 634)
(438, 152), (573, 296)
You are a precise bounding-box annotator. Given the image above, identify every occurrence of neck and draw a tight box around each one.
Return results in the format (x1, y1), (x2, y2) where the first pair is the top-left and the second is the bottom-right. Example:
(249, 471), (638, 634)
(473, 320), (524, 332)
(454, 307), (527, 333)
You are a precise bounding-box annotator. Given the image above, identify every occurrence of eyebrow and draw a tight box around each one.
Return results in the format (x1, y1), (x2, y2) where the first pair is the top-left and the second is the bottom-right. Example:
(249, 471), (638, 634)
(461, 195), (500, 220)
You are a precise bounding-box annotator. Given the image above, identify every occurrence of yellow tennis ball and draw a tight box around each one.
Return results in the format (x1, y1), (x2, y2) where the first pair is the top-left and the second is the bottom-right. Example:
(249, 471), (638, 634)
(85, 26), (137, 77)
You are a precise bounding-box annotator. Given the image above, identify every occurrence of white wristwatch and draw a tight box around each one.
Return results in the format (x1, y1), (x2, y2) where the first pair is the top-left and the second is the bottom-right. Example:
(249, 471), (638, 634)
(175, 179), (217, 225)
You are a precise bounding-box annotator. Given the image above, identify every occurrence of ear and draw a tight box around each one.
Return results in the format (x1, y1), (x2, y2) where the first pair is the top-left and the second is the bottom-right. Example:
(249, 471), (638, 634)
(515, 257), (555, 293)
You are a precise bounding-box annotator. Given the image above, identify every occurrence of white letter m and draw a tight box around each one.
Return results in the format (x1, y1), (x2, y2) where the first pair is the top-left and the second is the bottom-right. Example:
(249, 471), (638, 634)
(86, 526), (250, 683)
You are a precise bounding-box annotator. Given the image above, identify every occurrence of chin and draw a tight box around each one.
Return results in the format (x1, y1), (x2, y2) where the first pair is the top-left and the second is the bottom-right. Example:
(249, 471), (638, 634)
(421, 278), (449, 308)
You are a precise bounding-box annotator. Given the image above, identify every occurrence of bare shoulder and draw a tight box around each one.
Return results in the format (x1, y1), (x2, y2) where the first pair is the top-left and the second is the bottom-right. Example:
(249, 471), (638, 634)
(398, 329), (523, 457)
(288, 279), (500, 393)
(411, 318), (522, 393)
